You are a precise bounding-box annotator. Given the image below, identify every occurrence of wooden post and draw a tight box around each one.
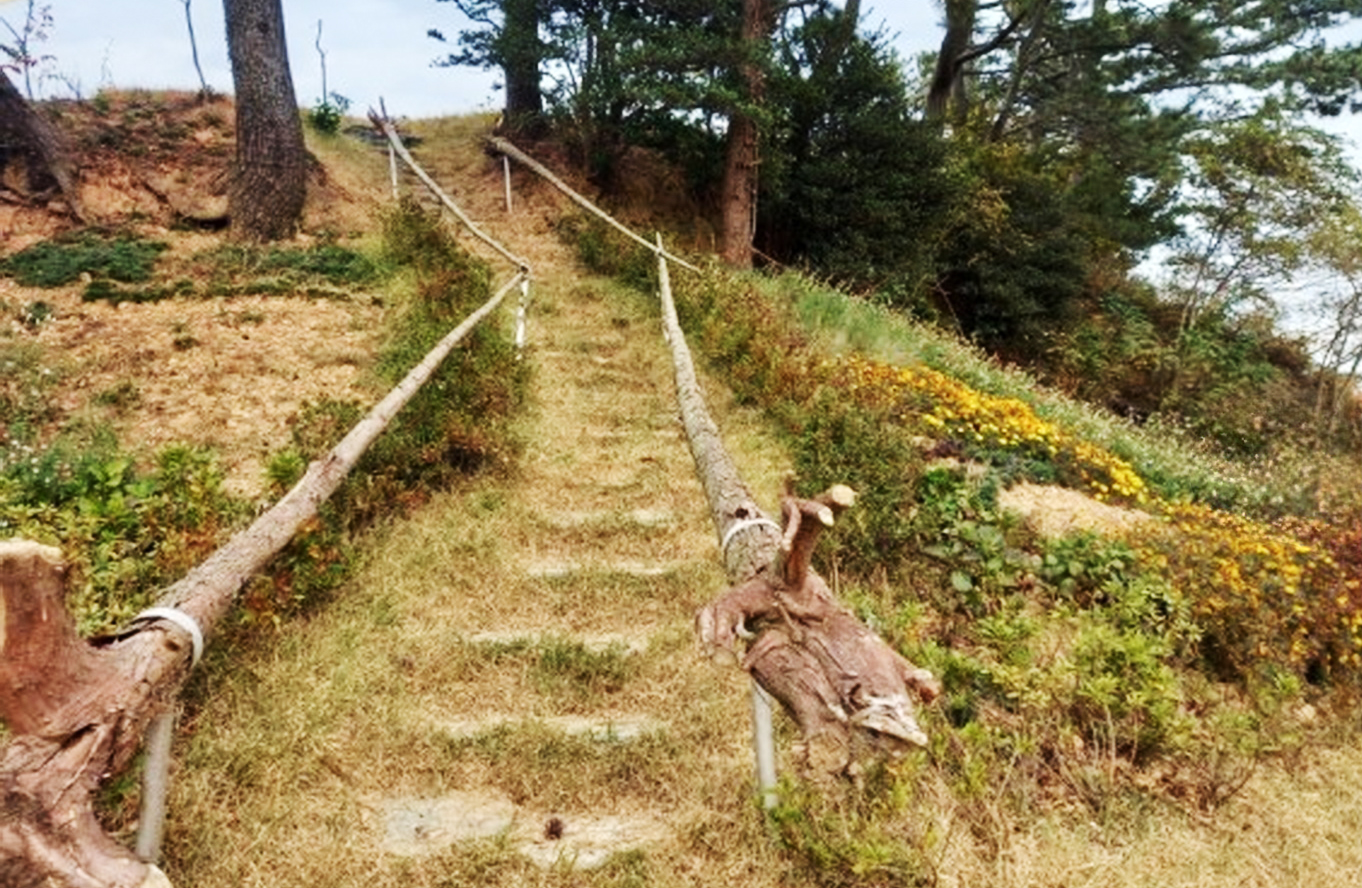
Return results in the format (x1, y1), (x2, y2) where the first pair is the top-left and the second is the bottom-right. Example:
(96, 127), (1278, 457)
(503, 154), (513, 213)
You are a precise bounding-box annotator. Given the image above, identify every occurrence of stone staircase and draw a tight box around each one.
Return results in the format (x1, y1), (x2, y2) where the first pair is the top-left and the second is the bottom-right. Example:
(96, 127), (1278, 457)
(369, 170), (736, 868)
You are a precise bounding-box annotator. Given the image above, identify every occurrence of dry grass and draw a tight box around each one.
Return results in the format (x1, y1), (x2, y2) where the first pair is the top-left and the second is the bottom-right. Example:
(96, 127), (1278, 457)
(13, 280), (383, 496)
(33, 110), (1362, 886)
(161, 158), (795, 885)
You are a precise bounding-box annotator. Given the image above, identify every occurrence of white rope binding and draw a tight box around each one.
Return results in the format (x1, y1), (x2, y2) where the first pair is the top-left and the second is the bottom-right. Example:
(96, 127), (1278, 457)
(134, 607), (205, 668)
(720, 517), (781, 554)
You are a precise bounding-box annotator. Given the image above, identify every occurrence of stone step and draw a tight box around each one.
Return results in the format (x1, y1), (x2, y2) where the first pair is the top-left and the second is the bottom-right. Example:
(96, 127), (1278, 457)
(540, 508), (678, 530)
(435, 712), (664, 742)
(463, 629), (652, 655)
(380, 790), (669, 869)
(524, 558), (686, 579)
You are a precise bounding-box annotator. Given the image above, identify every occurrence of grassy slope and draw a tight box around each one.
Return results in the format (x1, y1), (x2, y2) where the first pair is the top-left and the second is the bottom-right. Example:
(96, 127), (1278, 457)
(66, 114), (1362, 885)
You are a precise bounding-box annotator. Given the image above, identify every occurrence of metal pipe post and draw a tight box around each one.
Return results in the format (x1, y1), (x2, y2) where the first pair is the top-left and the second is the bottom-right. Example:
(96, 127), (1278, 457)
(135, 708), (177, 862)
(751, 680), (778, 808)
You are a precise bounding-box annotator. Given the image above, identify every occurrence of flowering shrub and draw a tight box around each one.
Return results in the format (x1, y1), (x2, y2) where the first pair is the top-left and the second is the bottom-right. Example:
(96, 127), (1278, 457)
(831, 355), (1148, 503)
(1129, 503), (1362, 681)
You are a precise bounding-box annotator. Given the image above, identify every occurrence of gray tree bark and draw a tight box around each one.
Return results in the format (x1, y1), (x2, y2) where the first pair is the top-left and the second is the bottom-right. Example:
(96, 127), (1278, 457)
(224, 0), (307, 240)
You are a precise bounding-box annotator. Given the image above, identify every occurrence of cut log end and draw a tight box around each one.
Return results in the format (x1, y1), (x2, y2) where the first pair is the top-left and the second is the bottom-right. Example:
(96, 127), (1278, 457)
(0, 537), (65, 568)
(825, 484), (856, 510)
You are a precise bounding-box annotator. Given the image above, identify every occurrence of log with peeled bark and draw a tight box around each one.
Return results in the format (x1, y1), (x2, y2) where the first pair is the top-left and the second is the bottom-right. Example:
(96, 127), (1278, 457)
(651, 240), (938, 778)
(0, 274), (523, 887)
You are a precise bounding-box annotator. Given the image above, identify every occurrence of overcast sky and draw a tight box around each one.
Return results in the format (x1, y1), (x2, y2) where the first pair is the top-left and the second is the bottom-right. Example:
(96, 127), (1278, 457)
(5, 1), (941, 118)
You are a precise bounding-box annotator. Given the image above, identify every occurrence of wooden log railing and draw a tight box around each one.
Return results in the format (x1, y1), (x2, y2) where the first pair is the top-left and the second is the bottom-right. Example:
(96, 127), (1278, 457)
(0, 271), (526, 888)
(487, 135), (700, 273)
(655, 239), (940, 786)
(486, 131), (942, 789)
(370, 108), (530, 275)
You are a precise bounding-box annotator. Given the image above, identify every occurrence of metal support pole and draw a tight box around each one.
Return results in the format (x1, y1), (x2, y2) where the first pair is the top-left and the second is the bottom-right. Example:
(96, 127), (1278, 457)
(514, 276), (530, 358)
(751, 680), (778, 808)
(135, 707), (177, 862)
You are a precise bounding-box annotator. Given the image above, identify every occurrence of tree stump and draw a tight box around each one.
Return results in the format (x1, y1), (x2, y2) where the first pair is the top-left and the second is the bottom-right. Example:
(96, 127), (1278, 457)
(0, 540), (177, 888)
(696, 485), (940, 778)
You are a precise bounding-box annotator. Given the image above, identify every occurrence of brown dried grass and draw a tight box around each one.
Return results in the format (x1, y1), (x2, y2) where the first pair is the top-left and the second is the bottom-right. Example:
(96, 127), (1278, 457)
(20, 106), (1362, 887)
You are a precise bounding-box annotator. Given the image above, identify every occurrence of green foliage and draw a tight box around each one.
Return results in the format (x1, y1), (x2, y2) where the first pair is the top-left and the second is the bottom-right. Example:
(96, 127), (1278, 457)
(1, 230), (168, 287)
(82, 278), (195, 305)
(306, 92), (351, 135)
(790, 392), (924, 577)
(197, 241), (382, 296)
(556, 214), (655, 291)
(760, 16), (955, 294)
(768, 773), (937, 888)
(370, 198), (522, 477)
(917, 140), (1094, 360)
(0, 441), (244, 633)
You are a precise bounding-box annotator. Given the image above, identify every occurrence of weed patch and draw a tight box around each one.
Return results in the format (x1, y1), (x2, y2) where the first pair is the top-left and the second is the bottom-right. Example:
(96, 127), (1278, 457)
(0, 442), (245, 632)
(239, 201), (528, 626)
(1, 230), (168, 287)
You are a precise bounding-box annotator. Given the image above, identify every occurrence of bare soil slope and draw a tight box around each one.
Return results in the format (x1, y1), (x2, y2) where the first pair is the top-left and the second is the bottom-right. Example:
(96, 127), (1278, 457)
(2, 92), (392, 495)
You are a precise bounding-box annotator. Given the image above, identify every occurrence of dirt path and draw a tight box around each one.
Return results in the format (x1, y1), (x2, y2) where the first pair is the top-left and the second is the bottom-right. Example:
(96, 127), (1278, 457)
(164, 128), (792, 887)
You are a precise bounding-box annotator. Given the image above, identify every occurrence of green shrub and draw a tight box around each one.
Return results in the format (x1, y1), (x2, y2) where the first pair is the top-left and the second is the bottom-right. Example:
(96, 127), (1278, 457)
(1, 231), (167, 287)
(197, 242), (382, 296)
(0, 442), (243, 633)
(306, 92), (351, 135)
(768, 774), (937, 888)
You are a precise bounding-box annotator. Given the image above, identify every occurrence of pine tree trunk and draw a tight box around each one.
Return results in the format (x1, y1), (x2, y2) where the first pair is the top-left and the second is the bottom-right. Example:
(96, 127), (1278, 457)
(0, 69), (84, 219)
(224, 0), (307, 241)
(719, 0), (772, 269)
(501, 0), (545, 136)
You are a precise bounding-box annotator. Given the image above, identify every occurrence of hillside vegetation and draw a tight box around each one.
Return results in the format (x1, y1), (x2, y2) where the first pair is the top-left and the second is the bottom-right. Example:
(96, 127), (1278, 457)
(2, 92), (1362, 886)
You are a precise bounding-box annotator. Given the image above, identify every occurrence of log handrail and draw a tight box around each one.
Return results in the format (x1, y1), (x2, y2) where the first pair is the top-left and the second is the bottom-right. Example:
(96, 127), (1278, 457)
(0, 272), (525, 888)
(369, 108), (531, 274)
(655, 239), (940, 784)
(489, 136), (700, 273)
